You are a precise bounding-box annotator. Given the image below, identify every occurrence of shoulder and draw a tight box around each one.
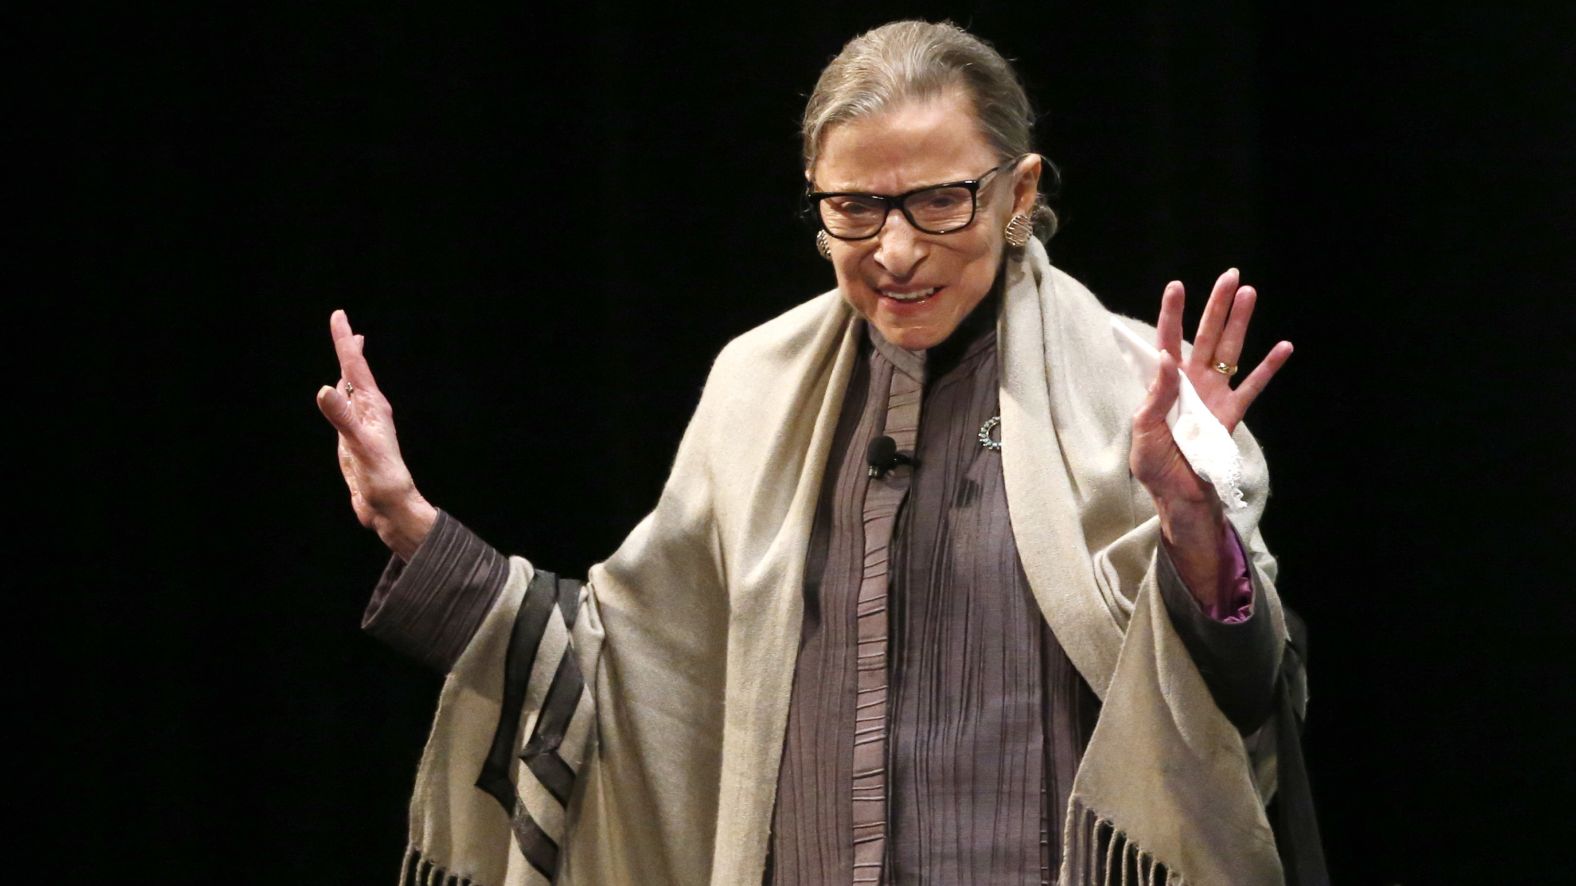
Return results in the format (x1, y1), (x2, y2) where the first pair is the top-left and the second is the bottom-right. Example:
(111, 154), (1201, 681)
(667, 289), (853, 493)
(694, 289), (853, 416)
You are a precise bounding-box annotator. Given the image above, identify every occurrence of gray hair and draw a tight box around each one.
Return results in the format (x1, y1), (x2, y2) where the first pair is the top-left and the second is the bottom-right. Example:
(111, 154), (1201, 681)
(801, 19), (1058, 243)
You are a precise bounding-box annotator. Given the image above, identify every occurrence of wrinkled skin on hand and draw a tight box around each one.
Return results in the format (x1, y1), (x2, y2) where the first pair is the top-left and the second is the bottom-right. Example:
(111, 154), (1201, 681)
(316, 309), (437, 560)
(1129, 269), (1293, 605)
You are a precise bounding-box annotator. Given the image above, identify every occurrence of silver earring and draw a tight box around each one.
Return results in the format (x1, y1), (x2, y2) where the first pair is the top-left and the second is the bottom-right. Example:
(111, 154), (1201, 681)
(1004, 213), (1033, 248)
(815, 230), (833, 260)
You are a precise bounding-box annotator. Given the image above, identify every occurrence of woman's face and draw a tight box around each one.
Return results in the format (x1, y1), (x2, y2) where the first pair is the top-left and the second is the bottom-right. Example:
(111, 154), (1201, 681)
(811, 90), (1041, 350)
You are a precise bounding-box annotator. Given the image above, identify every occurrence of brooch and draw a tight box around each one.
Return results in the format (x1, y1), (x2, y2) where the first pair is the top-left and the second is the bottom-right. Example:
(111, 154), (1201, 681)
(978, 415), (1002, 451)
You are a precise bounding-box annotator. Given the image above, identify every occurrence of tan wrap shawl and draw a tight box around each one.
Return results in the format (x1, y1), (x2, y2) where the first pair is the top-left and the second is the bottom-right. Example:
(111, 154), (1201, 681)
(399, 238), (1291, 885)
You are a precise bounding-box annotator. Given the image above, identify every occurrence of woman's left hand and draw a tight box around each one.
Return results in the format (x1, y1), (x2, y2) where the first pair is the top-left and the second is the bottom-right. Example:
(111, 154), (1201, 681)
(1129, 270), (1292, 604)
(1129, 268), (1293, 507)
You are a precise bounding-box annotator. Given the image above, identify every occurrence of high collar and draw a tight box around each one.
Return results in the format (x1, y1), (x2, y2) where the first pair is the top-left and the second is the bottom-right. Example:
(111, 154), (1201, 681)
(865, 277), (1002, 384)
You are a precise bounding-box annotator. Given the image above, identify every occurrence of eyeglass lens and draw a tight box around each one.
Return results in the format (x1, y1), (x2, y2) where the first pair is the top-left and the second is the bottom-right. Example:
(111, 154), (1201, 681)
(819, 185), (977, 238)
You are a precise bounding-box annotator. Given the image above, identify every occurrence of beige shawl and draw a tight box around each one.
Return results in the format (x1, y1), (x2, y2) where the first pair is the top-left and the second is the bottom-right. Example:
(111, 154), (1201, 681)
(397, 239), (1290, 885)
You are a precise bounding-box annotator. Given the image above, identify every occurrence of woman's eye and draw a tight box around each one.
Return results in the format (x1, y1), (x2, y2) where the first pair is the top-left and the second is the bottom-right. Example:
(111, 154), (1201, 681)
(832, 198), (881, 217)
(920, 192), (964, 210)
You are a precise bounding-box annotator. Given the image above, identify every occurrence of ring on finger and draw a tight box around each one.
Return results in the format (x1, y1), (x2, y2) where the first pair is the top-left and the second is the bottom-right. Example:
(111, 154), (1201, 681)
(1212, 361), (1239, 377)
(345, 382), (356, 396)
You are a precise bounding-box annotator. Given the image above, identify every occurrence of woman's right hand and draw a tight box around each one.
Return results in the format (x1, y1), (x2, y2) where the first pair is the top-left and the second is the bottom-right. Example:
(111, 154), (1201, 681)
(316, 309), (437, 561)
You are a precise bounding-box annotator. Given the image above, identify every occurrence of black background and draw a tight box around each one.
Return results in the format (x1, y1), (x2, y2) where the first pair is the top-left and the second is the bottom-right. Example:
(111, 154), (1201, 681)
(34, 2), (1573, 882)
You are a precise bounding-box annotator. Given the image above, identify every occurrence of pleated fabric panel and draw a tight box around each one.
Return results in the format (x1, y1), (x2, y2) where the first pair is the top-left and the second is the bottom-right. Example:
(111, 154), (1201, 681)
(770, 307), (1099, 886)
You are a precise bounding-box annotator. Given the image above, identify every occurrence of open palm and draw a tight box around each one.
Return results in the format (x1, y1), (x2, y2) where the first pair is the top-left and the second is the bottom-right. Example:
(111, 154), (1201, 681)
(1129, 269), (1293, 505)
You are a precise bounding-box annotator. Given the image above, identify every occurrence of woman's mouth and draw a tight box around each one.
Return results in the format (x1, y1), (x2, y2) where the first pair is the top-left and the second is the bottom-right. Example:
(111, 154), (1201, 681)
(880, 286), (940, 304)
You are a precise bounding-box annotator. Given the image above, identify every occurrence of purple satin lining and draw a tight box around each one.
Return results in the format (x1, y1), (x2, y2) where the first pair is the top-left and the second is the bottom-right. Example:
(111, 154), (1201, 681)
(1198, 525), (1254, 624)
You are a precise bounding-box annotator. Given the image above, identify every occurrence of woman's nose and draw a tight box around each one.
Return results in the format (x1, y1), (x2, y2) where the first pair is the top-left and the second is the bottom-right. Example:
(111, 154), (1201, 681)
(873, 209), (928, 277)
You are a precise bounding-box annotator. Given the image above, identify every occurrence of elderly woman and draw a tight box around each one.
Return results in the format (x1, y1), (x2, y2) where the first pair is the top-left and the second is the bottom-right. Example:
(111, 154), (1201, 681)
(318, 20), (1321, 886)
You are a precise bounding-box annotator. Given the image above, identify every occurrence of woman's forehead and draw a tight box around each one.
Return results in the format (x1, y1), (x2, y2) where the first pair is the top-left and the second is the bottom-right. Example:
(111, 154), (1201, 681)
(812, 93), (998, 193)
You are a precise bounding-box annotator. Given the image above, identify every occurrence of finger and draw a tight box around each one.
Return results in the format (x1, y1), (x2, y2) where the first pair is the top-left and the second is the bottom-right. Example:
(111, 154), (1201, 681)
(1230, 340), (1293, 415)
(330, 309), (357, 379)
(329, 310), (359, 379)
(1191, 268), (1239, 365)
(1214, 285), (1257, 367)
(333, 331), (378, 393)
(331, 312), (381, 394)
(330, 308), (353, 343)
(1134, 350), (1181, 428)
(1156, 281), (1185, 361)
(316, 384), (357, 435)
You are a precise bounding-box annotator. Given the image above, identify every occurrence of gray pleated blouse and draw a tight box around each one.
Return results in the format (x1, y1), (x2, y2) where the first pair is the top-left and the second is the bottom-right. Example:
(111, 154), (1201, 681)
(768, 303), (1098, 886)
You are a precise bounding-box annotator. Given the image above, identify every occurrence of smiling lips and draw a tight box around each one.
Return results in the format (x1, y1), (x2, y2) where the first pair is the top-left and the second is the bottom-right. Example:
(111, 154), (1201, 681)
(880, 286), (941, 303)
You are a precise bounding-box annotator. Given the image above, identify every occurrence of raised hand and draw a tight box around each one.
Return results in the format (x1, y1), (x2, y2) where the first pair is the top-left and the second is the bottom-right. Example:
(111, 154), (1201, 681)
(316, 309), (437, 560)
(1128, 270), (1292, 604)
(1130, 269), (1293, 505)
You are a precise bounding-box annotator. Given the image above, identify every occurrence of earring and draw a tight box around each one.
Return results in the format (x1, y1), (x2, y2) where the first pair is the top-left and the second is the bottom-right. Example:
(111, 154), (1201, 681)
(815, 230), (833, 260)
(1004, 213), (1033, 248)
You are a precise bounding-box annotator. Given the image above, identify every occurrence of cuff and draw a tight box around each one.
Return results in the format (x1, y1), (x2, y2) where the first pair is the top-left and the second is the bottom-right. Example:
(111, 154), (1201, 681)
(1157, 523), (1279, 731)
(362, 509), (511, 673)
(1156, 521), (1261, 633)
(1215, 525), (1255, 622)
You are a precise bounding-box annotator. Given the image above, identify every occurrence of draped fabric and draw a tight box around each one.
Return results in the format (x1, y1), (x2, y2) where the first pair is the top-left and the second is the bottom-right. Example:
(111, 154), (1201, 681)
(394, 240), (1297, 884)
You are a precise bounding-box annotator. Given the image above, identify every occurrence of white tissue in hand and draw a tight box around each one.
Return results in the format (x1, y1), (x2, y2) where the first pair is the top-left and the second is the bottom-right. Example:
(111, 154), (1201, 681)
(1109, 318), (1246, 510)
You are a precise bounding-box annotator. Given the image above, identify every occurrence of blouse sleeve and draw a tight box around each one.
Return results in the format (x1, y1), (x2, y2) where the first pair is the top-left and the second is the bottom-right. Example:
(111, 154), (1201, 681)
(362, 509), (512, 673)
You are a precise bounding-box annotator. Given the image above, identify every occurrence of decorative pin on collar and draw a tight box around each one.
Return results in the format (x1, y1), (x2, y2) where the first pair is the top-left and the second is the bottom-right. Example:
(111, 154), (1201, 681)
(978, 415), (1002, 451)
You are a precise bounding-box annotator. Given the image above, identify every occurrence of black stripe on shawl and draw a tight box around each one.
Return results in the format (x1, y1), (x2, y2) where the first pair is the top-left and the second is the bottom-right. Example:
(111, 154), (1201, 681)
(472, 570), (591, 881)
(526, 749), (577, 807)
(475, 568), (558, 812)
(557, 575), (581, 630)
(521, 577), (587, 805)
(511, 804), (562, 879)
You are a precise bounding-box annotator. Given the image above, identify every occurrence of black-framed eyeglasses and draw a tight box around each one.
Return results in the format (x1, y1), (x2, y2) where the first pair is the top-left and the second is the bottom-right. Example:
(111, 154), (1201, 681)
(807, 155), (1022, 241)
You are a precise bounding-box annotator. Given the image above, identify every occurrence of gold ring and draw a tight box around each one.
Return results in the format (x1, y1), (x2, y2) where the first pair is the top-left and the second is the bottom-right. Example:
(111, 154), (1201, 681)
(1212, 361), (1239, 377)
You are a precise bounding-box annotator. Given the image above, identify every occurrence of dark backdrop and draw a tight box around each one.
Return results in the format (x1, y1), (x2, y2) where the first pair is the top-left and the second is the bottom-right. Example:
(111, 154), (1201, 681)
(37, 2), (1573, 882)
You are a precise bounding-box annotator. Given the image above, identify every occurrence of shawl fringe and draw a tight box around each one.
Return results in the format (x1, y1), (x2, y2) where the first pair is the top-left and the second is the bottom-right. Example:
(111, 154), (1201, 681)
(400, 844), (480, 886)
(1061, 800), (1183, 886)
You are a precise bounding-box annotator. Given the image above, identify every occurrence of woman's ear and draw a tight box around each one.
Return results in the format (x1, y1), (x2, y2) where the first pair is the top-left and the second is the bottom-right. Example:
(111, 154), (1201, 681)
(1012, 154), (1043, 216)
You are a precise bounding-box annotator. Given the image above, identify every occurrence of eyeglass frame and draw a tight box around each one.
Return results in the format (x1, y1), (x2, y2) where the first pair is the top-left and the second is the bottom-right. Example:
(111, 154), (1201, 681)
(805, 155), (1025, 241)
